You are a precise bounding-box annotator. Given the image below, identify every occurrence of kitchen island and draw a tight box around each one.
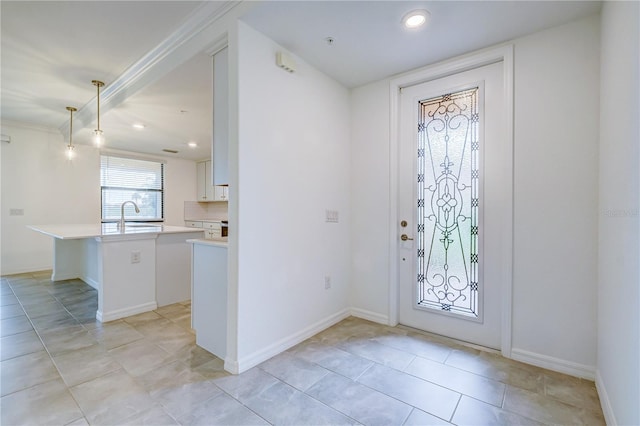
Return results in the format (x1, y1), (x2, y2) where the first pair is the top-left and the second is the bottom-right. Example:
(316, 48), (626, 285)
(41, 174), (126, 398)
(29, 223), (203, 322)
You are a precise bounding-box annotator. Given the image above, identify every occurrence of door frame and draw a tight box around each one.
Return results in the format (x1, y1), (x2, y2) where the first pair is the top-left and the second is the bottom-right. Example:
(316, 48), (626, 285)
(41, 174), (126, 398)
(388, 44), (514, 358)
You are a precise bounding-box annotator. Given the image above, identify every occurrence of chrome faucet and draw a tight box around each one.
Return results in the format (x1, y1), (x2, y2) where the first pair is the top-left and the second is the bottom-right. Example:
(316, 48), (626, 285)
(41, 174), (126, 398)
(118, 201), (140, 230)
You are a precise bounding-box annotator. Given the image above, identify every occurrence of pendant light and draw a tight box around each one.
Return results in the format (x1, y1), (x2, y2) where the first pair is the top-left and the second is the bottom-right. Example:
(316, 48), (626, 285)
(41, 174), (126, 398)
(65, 106), (77, 159)
(92, 80), (105, 147)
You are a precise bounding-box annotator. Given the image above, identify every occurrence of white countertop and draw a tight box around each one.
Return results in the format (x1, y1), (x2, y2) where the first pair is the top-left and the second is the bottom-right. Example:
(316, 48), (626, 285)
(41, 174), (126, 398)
(185, 218), (227, 223)
(187, 238), (228, 248)
(29, 223), (205, 240)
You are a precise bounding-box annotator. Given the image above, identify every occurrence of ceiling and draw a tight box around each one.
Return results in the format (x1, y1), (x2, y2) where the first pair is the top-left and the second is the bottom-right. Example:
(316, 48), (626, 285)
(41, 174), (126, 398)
(242, 1), (602, 88)
(1, 1), (601, 161)
(1, 0), (215, 160)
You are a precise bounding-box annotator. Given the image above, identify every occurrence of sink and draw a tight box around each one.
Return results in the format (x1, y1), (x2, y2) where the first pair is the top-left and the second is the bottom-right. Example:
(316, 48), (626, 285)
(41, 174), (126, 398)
(100, 222), (163, 235)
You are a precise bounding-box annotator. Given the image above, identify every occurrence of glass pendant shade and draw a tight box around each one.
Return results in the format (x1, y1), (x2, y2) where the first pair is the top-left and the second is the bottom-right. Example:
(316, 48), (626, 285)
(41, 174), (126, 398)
(66, 145), (76, 159)
(93, 129), (104, 147)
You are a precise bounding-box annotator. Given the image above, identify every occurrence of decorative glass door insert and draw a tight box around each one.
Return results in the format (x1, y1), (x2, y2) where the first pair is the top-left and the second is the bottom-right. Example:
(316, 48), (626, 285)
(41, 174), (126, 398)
(416, 87), (480, 319)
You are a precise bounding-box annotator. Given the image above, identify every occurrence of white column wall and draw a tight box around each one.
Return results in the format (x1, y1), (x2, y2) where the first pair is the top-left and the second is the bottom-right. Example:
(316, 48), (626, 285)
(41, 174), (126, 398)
(510, 15), (600, 371)
(597, 2), (640, 425)
(350, 16), (600, 372)
(231, 21), (351, 371)
(350, 80), (392, 322)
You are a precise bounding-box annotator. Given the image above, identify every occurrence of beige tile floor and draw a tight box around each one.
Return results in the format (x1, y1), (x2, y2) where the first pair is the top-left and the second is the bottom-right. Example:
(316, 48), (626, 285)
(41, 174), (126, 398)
(1, 271), (605, 425)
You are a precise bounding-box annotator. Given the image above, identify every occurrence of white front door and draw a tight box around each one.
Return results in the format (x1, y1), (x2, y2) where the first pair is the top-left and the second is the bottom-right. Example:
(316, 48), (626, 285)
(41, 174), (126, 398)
(397, 62), (508, 350)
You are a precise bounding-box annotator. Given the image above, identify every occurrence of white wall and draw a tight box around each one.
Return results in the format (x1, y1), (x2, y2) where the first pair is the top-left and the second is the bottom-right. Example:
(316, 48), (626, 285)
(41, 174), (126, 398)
(0, 123), (100, 274)
(230, 21), (351, 371)
(350, 16), (600, 373)
(0, 123), (197, 275)
(597, 2), (640, 425)
(350, 80), (391, 322)
(510, 15), (600, 371)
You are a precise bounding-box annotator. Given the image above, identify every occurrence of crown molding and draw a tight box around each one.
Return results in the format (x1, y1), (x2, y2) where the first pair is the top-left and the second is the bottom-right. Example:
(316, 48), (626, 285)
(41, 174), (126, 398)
(2, 119), (61, 134)
(60, 0), (249, 139)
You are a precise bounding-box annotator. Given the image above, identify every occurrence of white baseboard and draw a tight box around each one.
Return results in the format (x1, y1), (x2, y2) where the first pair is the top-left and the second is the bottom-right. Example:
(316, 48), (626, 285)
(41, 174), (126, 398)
(0, 266), (53, 277)
(51, 272), (79, 282)
(97, 301), (157, 323)
(511, 348), (596, 380)
(232, 308), (351, 374)
(224, 358), (240, 375)
(80, 275), (99, 290)
(595, 369), (617, 426)
(350, 307), (389, 325)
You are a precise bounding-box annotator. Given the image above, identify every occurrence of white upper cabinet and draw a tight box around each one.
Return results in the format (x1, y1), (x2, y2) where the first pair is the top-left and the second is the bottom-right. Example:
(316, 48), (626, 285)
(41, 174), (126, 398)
(196, 160), (228, 202)
(214, 185), (228, 201)
(212, 46), (229, 186)
(196, 46), (229, 203)
(196, 160), (215, 201)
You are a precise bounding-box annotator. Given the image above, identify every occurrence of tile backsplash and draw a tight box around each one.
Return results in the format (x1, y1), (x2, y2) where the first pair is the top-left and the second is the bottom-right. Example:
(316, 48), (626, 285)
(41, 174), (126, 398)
(184, 201), (228, 221)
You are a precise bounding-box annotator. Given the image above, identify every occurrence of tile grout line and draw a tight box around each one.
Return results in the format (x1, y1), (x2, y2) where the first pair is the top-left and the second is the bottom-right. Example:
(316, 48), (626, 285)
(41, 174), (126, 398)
(400, 408), (418, 426)
(338, 336), (492, 410)
(300, 328), (524, 424)
(290, 344), (455, 424)
(1, 280), (87, 426)
(4, 274), (97, 421)
(256, 364), (362, 425)
(207, 383), (274, 425)
(4, 274), (159, 424)
(448, 393), (463, 423)
(2, 273), (606, 425)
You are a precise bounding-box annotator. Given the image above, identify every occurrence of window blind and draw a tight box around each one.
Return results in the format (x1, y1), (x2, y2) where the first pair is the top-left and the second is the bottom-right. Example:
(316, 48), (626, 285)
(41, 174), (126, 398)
(100, 155), (164, 222)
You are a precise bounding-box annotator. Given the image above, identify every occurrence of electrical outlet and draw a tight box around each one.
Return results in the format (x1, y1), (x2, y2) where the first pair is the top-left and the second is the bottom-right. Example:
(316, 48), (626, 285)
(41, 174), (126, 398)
(324, 276), (331, 289)
(325, 210), (339, 223)
(9, 208), (24, 216)
(131, 251), (141, 264)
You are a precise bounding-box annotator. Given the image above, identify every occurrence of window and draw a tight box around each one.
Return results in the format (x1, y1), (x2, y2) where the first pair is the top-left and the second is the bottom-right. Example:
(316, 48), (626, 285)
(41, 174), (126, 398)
(100, 155), (164, 222)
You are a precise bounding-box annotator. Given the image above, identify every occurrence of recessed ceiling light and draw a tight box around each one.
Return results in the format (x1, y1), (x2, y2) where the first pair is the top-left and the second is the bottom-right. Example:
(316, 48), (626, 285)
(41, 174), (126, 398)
(403, 9), (430, 29)
(132, 123), (145, 130)
(187, 142), (198, 148)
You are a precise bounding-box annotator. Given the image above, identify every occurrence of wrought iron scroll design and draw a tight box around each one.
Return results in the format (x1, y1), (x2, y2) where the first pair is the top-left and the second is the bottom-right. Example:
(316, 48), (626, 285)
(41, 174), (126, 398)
(416, 87), (479, 318)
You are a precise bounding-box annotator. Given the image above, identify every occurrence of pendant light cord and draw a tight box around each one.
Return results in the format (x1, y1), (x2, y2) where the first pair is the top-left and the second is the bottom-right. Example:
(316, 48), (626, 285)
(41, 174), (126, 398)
(92, 80), (104, 132)
(96, 85), (100, 130)
(66, 106), (77, 147)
